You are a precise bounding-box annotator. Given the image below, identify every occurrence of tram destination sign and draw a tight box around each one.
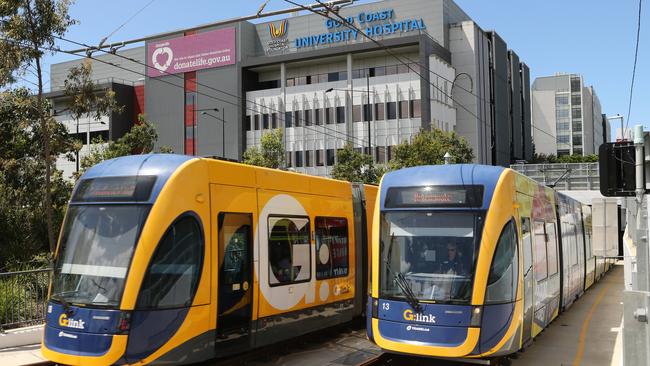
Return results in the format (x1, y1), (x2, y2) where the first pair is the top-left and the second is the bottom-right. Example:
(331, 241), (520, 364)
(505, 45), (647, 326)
(73, 176), (157, 202)
(385, 185), (484, 208)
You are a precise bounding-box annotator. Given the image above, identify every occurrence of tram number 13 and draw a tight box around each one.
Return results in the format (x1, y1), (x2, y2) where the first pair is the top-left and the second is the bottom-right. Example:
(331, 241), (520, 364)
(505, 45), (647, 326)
(382, 302), (390, 311)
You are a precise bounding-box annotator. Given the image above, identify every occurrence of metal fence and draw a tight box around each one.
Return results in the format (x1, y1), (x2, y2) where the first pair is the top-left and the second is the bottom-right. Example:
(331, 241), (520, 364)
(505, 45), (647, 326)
(510, 162), (600, 191)
(0, 268), (51, 330)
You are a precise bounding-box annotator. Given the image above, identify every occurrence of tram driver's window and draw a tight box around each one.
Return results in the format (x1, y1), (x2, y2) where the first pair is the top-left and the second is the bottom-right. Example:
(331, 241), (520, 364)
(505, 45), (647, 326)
(533, 221), (548, 282)
(136, 214), (203, 309)
(315, 217), (349, 280)
(268, 216), (311, 286)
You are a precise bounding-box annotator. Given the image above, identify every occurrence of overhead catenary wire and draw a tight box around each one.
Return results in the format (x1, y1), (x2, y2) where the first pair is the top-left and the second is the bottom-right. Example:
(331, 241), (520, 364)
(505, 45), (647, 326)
(625, 0), (643, 133)
(54, 36), (372, 149)
(98, 0), (159, 48)
(284, 0), (557, 142)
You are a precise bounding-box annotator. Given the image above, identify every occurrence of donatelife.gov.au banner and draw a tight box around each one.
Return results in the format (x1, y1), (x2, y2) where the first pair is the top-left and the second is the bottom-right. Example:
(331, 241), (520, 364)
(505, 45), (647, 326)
(147, 27), (236, 78)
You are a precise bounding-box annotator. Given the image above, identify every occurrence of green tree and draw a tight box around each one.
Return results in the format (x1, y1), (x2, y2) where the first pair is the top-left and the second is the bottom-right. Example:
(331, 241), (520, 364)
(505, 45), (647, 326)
(0, 88), (73, 269)
(331, 144), (383, 184)
(243, 129), (285, 169)
(76, 115), (168, 177)
(64, 59), (123, 172)
(388, 128), (474, 170)
(0, 0), (75, 253)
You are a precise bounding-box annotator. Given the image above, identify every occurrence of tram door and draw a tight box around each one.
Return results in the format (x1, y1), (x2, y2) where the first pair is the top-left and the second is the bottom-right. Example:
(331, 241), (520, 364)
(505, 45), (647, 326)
(521, 217), (534, 344)
(212, 185), (256, 353)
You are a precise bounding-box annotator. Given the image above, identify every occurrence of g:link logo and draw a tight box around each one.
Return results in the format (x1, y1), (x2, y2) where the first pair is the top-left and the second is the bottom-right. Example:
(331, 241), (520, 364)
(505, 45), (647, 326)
(403, 309), (436, 324)
(59, 313), (85, 330)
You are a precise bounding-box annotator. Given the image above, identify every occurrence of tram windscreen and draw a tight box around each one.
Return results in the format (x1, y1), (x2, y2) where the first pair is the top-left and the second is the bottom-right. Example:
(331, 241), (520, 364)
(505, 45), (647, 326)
(51, 205), (150, 307)
(379, 211), (483, 304)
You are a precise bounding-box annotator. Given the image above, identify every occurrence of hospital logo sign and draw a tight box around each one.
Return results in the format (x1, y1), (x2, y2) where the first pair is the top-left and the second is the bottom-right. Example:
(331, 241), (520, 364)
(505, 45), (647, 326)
(267, 20), (290, 53)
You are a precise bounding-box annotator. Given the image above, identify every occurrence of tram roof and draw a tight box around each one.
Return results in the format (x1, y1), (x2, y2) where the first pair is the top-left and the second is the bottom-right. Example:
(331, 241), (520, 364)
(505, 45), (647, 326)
(379, 164), (506, 210)
(79, 154), (194, 203)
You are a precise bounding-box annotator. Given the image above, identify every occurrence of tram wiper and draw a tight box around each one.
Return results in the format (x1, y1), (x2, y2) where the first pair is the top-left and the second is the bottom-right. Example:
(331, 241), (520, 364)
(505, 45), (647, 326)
(384, 233), (422, 312)
(52, 294), (72, 314)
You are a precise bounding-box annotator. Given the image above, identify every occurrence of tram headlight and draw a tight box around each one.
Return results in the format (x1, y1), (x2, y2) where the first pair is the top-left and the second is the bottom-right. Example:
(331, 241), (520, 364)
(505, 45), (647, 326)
(470, 306), (482, 327)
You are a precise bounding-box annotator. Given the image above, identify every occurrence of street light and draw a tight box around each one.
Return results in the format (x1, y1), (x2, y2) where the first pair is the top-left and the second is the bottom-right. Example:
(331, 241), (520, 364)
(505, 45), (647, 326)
(200, 107), (226, 158)
(325, 74), (372, 156)
(607, 114), (625, 142)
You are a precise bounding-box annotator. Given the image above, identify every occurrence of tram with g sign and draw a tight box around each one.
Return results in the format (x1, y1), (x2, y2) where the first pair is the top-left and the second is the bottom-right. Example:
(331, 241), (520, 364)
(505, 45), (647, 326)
(367, 164), (607, 364)
(42, 154), (377, 365)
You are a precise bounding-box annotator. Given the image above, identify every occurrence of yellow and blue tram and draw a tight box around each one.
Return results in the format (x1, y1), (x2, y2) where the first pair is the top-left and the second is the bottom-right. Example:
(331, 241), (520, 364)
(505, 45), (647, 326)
(42, 154), (377, 365)
(367, 164), (608, 362)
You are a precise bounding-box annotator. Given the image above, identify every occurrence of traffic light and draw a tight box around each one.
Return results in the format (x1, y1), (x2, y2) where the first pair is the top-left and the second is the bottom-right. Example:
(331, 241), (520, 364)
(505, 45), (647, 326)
(599, 142), (638, 197)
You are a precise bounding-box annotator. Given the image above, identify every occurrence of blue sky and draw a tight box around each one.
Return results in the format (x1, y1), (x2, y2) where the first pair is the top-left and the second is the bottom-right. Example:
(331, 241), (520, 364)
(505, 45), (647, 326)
(42, 0), (647, 137)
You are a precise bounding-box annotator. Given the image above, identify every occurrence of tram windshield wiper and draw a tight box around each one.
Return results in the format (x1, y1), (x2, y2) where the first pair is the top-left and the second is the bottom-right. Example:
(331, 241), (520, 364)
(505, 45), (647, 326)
(52, 294), (72, 313)
(384, 233), (421, 312)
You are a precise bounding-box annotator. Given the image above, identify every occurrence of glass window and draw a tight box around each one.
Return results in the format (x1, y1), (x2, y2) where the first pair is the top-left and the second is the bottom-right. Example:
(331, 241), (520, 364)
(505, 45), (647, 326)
(254, 115), (260, 130)
(573, 135), (582, 146)
(521, 218), (532, 277)
(314, 108), (321, 125)
(316, 150), (324, 166)
(375, 103), (385, 121)
(327, 72), (340, 82)
(555, 95), (569, 105)
(294, 110), (302, 127)
(353, 105), (362, 122)
(295, 151), (303, 167)
(410, 100), (421, 118)
(305, 150), (313, 167)
(397, 64), (409, 74)
(336, 106), (346, 124)
(385, 65), (398, 76)
(339, 71), (348, 81)
(572, 107), (582, 119)
(271, 113), (278, 129)
(51, 205), (151, 307)
(295, 76), (307, 86)
(571, 94), (581, 105)
(262, 114), (269, 129)
(363, 104), (372, 122)
(268, 217), (311, 285)
(137, 215), (203, 309)
(534, 221), (548, 282)
(285, 152), (292, 167)
(246, 115), (252, 131)
(315, 217), (349, 279)
(304, 109), (312, 126)
(285, 111), (292, 128)
(379, 211), (483, 304)
(485, 220), (518, 304)
(325, 107), (334, 124)
(398, 101), (408, 119)
(374, 66), (385, 77)
(546, 223), (558, 275)
(286, 78), (295, 87)
(387, 145), (393, 161)
(571, 77), (581, 92)
(387, 102), (397, 120)
(326, 149), (335, 166)
(375, 146), (386, 164)
(318, 74), (328, 84)
(556, 109), (570, 118)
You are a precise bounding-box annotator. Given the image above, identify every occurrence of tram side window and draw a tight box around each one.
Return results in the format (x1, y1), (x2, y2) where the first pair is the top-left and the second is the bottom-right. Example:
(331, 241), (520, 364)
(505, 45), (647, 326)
(136, 215), (203, 309)
(533, 221), (548, 282)
(268, 216), (311, 286)
(521, 217), (532, 276)
(315, 217), (349, 280)
(485, 220), (518, 303)
(546, 223), (559, 275)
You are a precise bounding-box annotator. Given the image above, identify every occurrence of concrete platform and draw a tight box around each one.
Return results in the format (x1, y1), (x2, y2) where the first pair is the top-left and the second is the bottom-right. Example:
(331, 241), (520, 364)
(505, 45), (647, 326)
(0, 344), (46, 366)
(512, 263), (623, 366)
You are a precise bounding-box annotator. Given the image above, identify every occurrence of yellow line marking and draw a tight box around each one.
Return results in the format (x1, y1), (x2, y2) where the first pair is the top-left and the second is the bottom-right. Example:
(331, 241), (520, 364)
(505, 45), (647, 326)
(572, 281), (611, 366)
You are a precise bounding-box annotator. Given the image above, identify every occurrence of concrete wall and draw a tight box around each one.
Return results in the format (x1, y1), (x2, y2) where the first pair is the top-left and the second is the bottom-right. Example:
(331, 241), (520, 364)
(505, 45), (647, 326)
(531, 89), (557, 155)
(50, 47), (145, 91)
(490, 32), (510, 166)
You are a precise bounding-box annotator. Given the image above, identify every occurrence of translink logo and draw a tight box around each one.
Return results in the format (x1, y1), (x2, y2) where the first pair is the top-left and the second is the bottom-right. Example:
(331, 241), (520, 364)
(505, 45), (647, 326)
(403, 309), (436, 324)
(59, 313), (85, 330)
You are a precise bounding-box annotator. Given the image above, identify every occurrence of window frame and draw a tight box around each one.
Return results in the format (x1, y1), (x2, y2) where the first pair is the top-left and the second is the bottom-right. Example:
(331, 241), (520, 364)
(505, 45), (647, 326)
(267, 215), (312, 287)
(315, 216), (350, 280)
(484, 218), (519, 304)
(136, 211), (205, 310)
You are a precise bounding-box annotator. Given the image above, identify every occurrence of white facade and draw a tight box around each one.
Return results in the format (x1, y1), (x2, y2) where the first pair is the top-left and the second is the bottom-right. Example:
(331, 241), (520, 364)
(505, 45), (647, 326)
(245, 51), (456, 176)
(532, 74), (607, 157)
(54, 111), (110, 180)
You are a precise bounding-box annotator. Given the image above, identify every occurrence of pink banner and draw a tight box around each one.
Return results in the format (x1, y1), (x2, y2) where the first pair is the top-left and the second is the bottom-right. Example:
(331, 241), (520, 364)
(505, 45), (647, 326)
(147, 28), (236, 78)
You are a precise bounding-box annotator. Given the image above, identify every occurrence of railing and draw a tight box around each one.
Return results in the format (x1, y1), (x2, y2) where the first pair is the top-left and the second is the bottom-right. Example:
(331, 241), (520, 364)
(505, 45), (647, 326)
(0, 268), (52, 331)
(510, 162), (600, 191)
